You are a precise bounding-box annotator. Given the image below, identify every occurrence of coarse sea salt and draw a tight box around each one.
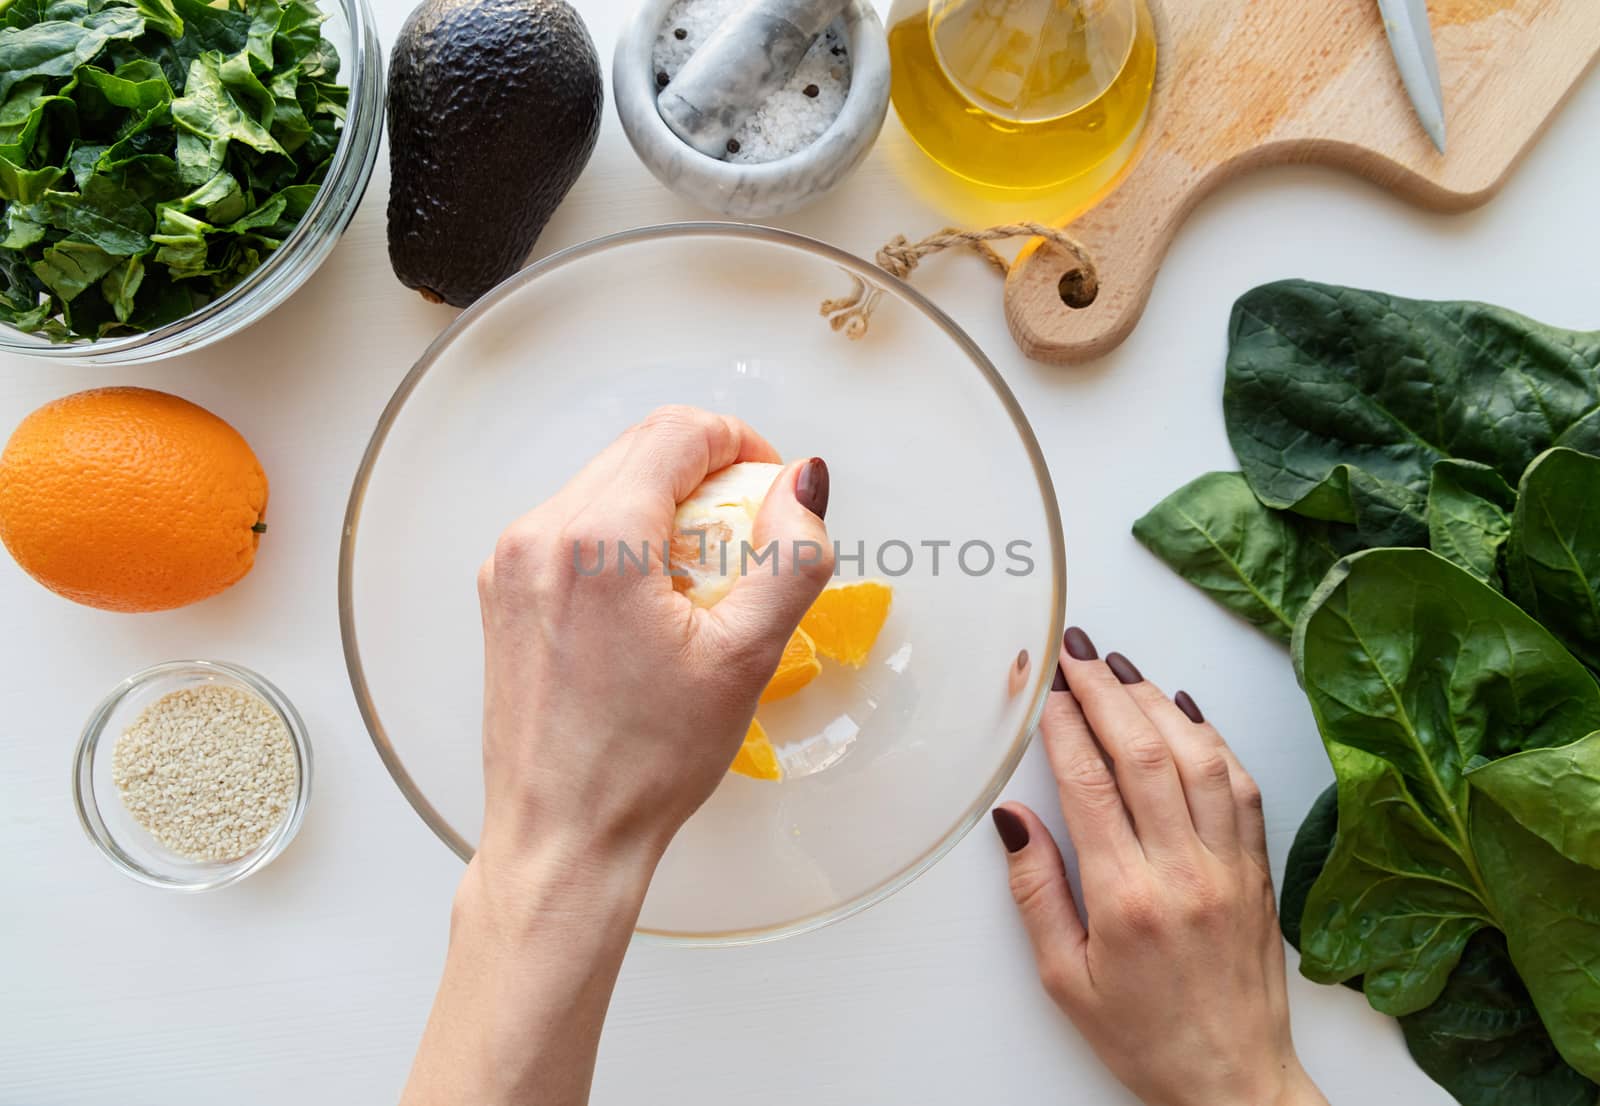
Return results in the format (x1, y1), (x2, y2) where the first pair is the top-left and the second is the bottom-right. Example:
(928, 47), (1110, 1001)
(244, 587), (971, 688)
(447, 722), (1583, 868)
(653, 0), (852, 164)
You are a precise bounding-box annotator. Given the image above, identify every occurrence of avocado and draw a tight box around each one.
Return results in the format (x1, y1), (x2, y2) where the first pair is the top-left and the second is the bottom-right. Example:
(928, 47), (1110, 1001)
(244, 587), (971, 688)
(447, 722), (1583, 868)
(386, 0), (603, 307)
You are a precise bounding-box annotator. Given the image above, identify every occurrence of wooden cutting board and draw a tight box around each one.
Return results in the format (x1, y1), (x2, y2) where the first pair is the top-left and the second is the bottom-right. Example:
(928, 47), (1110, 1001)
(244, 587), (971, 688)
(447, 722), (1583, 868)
(1003, 0), (1600, 363)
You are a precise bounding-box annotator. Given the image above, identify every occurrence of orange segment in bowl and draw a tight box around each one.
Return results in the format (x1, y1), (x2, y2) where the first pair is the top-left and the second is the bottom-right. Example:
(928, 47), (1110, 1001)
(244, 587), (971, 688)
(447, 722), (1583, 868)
(760, 628), (821, 703)
(800, 580), (893, 667)
(729, 718), (783, 781)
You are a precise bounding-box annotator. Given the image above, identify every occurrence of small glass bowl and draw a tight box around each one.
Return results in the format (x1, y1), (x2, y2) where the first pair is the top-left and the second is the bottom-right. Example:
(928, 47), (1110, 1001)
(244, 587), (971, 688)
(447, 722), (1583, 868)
(0, 0), (383, 365)
(73, 660), (312, 891)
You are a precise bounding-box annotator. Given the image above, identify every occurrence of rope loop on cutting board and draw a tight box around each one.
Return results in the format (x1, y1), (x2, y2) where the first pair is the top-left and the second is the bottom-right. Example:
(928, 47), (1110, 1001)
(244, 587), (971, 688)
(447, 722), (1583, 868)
(820, 222), (1099, 340)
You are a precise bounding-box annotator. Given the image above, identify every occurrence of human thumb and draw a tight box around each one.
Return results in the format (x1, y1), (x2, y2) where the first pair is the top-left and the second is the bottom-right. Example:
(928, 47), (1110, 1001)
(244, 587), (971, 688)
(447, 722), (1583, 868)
(710, 458), (835, 658)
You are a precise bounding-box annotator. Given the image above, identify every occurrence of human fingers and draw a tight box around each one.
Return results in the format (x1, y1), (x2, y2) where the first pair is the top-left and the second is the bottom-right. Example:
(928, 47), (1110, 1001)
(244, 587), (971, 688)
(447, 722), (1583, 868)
(993, 803), (1088, 1004)
(1036, 664), (1141, 880)
(534, 407), (779, 534)
(1058, 629), (1198, 855)
(1218, 743), (1269, 873)
(1171, 690), (1270, 873)
(705, 458), (834, 680)
(1116, 678), (1240, 857)
(607, 406), (779, 529)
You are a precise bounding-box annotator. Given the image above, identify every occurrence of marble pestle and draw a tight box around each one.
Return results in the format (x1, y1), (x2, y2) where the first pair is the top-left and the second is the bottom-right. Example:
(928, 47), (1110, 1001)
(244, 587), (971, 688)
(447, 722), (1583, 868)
(657, 0), (850, 157)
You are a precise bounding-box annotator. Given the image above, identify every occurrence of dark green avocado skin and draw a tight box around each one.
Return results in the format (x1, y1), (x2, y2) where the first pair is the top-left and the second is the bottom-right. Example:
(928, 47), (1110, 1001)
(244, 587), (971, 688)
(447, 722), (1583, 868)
(386, 0), (602, 307)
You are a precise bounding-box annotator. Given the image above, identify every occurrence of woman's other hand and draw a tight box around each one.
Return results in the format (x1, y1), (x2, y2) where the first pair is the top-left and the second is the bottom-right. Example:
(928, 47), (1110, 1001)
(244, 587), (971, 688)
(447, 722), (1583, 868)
(993, 627), (1327, 1106)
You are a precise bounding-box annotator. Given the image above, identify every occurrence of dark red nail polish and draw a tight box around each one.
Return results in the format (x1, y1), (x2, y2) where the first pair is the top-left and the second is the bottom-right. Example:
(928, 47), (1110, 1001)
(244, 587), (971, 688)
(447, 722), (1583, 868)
(1106, 652), (1142, 685)
(1052, 663), (1068, 692)
(992, 807), (1029, 853)
(1175, 690), (1204, 724)
(795, 457), (829, 520)
(1063, 626), (1097, 660)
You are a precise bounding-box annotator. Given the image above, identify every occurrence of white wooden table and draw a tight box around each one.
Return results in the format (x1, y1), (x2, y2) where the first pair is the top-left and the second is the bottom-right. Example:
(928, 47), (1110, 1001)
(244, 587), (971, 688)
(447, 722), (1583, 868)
(5, 3), (1597, 1102)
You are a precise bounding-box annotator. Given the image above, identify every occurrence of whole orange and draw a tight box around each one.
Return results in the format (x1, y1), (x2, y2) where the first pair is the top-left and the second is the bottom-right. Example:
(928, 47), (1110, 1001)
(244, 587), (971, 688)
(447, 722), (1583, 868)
(0, 387), (269, 612)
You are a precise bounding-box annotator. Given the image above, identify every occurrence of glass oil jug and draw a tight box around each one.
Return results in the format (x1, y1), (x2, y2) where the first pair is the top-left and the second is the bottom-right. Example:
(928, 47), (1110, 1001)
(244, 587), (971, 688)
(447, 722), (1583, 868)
(888, 0), (1157, 201)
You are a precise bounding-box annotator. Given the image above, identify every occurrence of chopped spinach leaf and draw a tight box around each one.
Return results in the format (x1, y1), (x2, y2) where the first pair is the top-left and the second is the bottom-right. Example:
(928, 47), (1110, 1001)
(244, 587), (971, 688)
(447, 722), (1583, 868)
(0, 0), (344, 339)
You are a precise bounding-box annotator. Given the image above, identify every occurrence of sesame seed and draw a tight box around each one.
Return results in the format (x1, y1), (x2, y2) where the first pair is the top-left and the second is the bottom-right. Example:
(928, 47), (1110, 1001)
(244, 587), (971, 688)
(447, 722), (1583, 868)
(112, 685), (297, 863)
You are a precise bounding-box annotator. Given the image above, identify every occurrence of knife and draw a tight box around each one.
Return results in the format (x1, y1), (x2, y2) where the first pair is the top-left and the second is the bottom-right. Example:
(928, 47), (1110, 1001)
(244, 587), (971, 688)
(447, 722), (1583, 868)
(1376, 0), (1448, 154)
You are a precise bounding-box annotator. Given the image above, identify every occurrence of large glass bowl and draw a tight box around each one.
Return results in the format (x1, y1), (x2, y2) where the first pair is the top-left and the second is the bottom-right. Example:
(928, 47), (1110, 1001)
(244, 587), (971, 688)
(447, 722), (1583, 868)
(340, 223), (1065, 944)
(0, 0), (383, 365)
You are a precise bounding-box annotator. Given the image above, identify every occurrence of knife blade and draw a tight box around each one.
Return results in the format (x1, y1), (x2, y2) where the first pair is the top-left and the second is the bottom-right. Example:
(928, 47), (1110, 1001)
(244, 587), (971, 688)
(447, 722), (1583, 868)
(1376, 0), (1447, 154)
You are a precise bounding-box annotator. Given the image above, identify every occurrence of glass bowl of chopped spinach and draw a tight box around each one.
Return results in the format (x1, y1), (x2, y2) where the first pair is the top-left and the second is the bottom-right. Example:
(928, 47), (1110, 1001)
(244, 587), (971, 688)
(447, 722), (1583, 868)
(0, 0), (382, 362)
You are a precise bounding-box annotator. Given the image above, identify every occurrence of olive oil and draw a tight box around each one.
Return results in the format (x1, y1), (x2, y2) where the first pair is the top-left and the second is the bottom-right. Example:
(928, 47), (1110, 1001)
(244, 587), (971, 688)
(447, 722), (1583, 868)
(888, 0), (1157, 200)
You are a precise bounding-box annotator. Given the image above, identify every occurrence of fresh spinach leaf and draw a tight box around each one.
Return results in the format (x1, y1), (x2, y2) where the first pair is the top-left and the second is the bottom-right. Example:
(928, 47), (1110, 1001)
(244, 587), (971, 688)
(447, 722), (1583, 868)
(0, 152), (62, 201)
(1292, 548), (1599, 808)
(60, 269), (120, 331)
(33, 171), (152, 253)
(272, 0), (325, 62)
(1226, 281), (1600, 546)
(170, 51), (283, 183)
(1468, 732), (1600, 870)
(135, 272), (197, 325)
(1298, 747), (1490, 1013)
(148, 204), (209, 274)
(1284, 791), (1599, 1106)
(1400, 930), (1600, 1106)
(1474, 797), (1600, 1082)
(1132, 471), (1355, 642)
(0, 298), (51, 329)
(2, 0), (49, 29)
(0, 0), (348, 339)
(1294, 548), (1600, 1078)
(1427, 460), (1515, 588)
(72, 60), (171, 112)
(31, 234), (117, 298)
(160, 166), (243, 223)
(1, 204), (45, 247)
(97, 100), (173, 166)
(1555, 408), (1600, 455)
(243, 0), (279, 70)
(6, 0), (91, 27)
(0, 78), (72, 164)
(97, 249), (138, 318)
(0, 6), (145, 101)
(129, 0), (180, 38)
(103, 151), (179, 200)
(217, 47), (271, 122)
(167, 0), (248, 65)
(1278, 781), (1338, 955)
(65, 143), (106, 185)
(1506, 448), (1600, 671)
(293, 109), (335, 169)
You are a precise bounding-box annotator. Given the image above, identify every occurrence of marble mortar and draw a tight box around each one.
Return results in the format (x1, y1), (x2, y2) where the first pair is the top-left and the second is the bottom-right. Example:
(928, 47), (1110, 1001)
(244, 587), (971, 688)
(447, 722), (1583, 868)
(614, 0), (890, 217)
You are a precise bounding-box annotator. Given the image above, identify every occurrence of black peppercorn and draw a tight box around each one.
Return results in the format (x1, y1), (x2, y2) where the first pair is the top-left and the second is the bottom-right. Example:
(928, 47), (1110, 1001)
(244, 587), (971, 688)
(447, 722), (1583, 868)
(673, 26), (686, 39)
(655, 70), (669, 88)
(803, 83), (819, 98)
(726, 138), (741, 154)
